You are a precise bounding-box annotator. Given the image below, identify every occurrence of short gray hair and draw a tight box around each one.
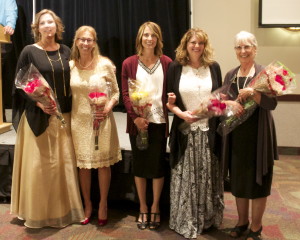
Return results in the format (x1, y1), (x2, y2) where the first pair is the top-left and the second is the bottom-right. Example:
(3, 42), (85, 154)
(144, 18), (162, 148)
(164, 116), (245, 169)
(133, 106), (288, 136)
(234, 31), (257, 47)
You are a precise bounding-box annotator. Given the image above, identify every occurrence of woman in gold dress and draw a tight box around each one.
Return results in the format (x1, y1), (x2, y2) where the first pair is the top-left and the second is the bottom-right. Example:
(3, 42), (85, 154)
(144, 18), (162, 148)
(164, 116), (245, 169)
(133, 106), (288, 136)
(11, 9), (84, 228)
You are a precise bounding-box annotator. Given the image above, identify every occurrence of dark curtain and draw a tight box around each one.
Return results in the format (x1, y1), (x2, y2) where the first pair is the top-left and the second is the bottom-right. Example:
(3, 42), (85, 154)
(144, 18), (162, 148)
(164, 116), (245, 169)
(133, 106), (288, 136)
(13, 0), (190, 109)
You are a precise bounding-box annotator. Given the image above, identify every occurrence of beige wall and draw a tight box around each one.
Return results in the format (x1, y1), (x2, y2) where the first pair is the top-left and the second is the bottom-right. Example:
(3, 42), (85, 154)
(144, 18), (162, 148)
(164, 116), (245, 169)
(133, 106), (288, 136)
(191, 0), (300, 147)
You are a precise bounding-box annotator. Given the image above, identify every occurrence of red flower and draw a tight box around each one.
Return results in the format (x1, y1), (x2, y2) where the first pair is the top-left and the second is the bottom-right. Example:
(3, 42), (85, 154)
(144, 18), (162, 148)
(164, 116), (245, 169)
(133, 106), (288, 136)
(282, 69), (288, 76)
(275, 75), (286, 90)
(208, 99), (226, 113)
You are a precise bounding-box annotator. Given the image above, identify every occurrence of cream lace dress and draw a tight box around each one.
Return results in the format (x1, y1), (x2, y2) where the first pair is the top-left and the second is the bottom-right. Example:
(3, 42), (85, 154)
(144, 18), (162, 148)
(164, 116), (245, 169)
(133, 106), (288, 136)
(70, 57), (122, 168)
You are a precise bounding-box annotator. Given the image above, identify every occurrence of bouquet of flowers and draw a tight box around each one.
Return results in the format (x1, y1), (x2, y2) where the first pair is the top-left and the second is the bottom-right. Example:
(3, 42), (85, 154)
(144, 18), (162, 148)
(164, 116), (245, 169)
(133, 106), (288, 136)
(191, 86), (228, 119)
(88, 81), (110, 150)
(15, 63), (66, 127)
(217, 61), (296, 136)
(177, 85), (229, 134)
(128, 78), (153, 150)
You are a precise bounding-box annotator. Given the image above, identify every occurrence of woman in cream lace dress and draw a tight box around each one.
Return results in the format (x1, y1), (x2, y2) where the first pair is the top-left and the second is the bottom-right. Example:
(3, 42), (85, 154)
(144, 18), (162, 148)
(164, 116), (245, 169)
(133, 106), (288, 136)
(70, 26), (121, 226)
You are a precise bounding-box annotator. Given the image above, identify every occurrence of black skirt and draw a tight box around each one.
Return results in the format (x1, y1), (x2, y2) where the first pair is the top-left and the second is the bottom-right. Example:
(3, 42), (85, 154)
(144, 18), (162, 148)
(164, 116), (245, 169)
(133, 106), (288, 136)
(229, 108), (273, 199)
(129, 123), (167, 178)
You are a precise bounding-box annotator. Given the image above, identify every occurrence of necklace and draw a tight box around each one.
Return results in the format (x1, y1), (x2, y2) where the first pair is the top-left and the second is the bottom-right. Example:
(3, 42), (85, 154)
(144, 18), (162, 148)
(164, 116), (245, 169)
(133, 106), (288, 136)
(79, 57), (95, 69)
(236, 65), (255, 91)
(44, 48), (67, 97)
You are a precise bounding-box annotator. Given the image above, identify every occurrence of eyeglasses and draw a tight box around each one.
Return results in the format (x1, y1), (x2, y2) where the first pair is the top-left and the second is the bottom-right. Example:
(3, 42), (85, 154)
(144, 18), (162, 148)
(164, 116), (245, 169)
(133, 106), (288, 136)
(189, 41), (205, 46)
(77, 38), (94, 44)
(234, 45), (253, 51)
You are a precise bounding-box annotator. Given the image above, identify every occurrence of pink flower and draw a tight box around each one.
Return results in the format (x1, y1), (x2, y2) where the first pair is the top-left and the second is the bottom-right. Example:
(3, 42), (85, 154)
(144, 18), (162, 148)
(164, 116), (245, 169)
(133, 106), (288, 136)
(24, 78), (41, 93)
(282, 69), (288, 76)
(275, 75), (286, 90)
(88, 92), (107, 99)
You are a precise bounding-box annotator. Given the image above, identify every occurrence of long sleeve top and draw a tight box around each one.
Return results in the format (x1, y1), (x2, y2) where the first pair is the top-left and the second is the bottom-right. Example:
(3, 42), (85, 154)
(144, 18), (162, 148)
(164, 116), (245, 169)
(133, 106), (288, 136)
(167, 60), (223, 168)
(0, 0), (17, 29)
(121, 54), (172, 136)
(221, 63), (279, 185)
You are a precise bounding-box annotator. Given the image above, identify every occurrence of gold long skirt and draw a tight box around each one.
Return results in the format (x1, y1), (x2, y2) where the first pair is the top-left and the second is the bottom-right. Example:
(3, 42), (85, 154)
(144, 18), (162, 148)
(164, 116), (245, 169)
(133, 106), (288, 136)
(10, 113), (84, 228)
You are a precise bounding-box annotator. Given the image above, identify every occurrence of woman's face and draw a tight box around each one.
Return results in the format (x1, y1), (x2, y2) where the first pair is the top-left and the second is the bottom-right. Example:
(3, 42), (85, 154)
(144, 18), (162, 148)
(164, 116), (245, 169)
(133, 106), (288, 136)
(76, 31), (96, 55)
(38, 13), (57, 40)
(141, 26), (157, 51)
(235, 41), (256, 64)
(186, 35), (205, 61)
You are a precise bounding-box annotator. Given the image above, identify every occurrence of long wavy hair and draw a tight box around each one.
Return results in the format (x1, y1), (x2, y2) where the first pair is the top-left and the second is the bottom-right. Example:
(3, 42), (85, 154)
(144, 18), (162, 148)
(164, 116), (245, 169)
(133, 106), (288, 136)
(175, 28), (214, 67)
(135, 21), (163, 57)
(70, 25), (101, 61)
(31, 9), (64, 43)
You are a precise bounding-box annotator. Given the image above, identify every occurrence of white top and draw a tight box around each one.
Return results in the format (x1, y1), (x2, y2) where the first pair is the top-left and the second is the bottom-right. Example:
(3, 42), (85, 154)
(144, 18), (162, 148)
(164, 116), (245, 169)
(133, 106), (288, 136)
(136, 59), (165, 123)
(179, 65), (212, 131)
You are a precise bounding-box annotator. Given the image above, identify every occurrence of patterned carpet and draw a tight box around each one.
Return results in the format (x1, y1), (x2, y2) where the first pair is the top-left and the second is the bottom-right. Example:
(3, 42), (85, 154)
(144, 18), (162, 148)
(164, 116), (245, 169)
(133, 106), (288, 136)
(0, 155), (299, 240)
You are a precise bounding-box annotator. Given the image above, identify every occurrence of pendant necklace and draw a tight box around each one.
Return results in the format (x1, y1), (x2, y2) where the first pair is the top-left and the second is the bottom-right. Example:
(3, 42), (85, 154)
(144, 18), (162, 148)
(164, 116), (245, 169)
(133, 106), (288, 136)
(44, 47), (67, 97)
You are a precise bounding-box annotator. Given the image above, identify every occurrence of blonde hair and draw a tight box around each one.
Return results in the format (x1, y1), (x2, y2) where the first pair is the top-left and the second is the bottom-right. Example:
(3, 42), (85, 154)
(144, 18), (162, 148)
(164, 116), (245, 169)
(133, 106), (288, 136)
(234, 31), (258, 48)
(175, 28), (214, 67)
(135, 21), (163, 57)
(31, 9), (64, 42)
(70, 25), (101, 61)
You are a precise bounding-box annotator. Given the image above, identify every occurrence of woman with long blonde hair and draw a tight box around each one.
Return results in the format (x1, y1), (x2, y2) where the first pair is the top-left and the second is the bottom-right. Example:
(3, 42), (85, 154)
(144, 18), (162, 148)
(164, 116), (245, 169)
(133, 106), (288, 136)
(70, 25), (121, 226)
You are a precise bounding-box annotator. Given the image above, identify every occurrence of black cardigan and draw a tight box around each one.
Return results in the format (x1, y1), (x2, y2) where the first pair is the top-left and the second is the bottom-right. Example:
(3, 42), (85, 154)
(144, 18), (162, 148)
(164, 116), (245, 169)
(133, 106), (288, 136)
(167, 60), (223, 168)
(221, 63), (279, 185)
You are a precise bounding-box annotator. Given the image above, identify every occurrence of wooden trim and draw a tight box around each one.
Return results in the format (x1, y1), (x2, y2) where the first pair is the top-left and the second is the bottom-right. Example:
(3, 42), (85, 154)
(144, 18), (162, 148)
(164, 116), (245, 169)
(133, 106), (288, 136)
(278, 94), (300, 102)
(278, 147), (300, 155)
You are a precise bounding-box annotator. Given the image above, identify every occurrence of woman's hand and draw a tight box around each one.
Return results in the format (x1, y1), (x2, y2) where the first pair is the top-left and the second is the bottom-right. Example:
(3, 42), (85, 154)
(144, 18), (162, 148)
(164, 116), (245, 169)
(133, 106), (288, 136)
(167, 92), (176, 105)
(134, 117), (149, 130)
(238, 87), (256, 103)
(92, 104), (110, 122)
(226, 100), (244, 118)
(179, 111), (200, 123)
(36, 102), (57, 115)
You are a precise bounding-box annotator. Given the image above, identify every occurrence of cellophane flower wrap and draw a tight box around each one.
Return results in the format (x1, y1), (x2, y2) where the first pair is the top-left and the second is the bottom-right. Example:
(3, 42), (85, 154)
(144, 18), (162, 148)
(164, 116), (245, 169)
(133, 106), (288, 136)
(191, 86), (228, 119)
(128, 78), (153, 150)
(178, 85), (229, 134)
(88, 81), (110, 150)
(15, 63), (66, 127)
(218, 61), (296, 136)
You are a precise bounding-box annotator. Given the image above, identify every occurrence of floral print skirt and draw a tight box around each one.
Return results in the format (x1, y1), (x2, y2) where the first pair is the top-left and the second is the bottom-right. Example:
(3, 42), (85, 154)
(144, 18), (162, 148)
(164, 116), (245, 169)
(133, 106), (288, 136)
(169, 128), (224, 239)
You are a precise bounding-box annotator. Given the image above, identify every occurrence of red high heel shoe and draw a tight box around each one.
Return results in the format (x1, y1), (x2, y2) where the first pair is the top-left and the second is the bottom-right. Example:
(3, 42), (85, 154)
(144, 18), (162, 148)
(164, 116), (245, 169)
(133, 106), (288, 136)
(81, 217), (91, 225)
(98, 218), (108, 226)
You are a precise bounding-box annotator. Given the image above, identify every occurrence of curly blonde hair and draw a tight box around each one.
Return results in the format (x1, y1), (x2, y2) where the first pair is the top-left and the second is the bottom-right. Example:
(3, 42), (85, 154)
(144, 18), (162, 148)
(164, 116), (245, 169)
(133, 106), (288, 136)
(70, 25), (101, 61)
(135, 21), (163, 57)
(31, 9), (64, 43)
(175, 28), (214, 67)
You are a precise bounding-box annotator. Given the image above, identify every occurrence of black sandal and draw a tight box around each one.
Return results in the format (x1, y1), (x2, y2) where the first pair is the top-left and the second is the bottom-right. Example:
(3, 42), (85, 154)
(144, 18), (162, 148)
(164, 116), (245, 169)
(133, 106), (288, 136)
(137, 213), (148, 230)
(229, 221), (249, 238)
(245, 226), (262, 240)
(149, 213), (160, 230)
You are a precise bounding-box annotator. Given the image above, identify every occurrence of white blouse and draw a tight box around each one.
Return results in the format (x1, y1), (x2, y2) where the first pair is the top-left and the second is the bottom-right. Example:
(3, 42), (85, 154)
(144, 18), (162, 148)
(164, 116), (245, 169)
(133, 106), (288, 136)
(136, 59), (165, 124)
(179, 65), (212, 131)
